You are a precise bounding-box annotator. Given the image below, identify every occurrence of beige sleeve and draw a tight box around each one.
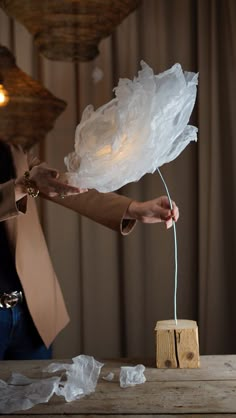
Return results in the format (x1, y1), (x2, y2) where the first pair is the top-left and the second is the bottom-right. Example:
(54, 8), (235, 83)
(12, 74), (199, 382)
(43, 189), (136, 235)
(0, 179), (27, 222)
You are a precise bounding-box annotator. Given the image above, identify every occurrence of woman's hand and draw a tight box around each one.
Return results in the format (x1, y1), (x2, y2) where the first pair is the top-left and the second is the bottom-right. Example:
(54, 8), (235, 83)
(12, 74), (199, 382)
(15, 163), (87, 200)
(124, 195), (179, 229)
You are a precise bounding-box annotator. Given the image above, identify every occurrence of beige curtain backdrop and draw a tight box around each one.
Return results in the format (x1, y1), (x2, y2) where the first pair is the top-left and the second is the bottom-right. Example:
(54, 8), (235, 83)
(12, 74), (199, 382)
(0, 0), (235, 358)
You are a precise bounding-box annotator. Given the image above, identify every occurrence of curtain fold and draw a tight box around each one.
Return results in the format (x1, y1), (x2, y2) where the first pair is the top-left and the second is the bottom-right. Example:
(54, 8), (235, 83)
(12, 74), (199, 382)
(198, 0), (236, 353)
(0, 0), (235, 358)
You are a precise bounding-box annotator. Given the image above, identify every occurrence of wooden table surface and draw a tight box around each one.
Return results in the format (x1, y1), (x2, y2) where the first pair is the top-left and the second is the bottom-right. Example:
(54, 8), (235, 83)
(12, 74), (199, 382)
(1, 355), (236, 417)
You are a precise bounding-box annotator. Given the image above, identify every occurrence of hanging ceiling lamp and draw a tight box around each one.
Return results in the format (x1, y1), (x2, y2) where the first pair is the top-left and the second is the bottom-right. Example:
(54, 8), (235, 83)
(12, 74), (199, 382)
(0, 72), (10, 107)
(0, 45), (66, 149)
(0, 0), (141, 62)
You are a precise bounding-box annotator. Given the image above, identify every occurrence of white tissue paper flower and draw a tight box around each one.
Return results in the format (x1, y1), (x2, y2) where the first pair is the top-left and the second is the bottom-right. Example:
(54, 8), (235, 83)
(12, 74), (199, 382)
(65, 61), (198, 192)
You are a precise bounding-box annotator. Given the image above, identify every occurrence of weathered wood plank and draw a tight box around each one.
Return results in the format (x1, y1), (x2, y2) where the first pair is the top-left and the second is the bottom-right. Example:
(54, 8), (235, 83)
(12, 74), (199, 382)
(2, 356), (236, 416)
(4, 380), (236, 415)
(5, 415), (236, 418)
(1, 355), (236, 382)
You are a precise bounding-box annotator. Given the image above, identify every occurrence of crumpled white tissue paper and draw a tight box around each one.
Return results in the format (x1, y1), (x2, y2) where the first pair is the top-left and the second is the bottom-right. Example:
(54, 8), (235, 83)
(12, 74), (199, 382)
(0, 373), (60, 414)
(43, 354), (104, 402)
(0, 354), (103, 414)
(102, 372), (115, 381)
(0, 356), (147, 413)
(65, 61), (198, 192)
(120, 364), (146, 388)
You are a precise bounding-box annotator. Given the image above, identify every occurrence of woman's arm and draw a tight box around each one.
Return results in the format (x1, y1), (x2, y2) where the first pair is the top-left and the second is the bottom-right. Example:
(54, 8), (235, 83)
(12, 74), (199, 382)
(44, 190), (179, 235)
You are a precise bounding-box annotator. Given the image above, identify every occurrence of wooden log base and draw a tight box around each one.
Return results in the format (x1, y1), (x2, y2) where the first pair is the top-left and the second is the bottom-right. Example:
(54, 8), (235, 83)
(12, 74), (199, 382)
(155, 319), (200, 369)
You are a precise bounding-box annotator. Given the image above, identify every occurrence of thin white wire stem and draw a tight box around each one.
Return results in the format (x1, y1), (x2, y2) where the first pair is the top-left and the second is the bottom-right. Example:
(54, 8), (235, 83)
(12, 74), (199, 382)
(157, 168), (178, 324)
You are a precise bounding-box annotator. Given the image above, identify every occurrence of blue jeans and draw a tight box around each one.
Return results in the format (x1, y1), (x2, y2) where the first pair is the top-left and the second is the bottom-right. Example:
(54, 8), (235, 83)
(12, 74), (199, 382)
(0, 301), (52, 360)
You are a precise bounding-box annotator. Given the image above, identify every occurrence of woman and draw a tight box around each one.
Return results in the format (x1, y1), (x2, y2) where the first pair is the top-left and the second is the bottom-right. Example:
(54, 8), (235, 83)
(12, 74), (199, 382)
(0, 140), (179, 359)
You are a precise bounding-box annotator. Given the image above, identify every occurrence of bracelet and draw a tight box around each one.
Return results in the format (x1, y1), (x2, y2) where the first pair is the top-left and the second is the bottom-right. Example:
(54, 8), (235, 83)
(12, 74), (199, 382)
(24, 171), (40, 198)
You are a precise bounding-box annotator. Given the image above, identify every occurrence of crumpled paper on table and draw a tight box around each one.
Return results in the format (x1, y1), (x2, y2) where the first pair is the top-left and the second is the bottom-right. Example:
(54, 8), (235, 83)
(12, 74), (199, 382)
(0, 355), (146, 414)
(0, 373), (60, 414)
(43, 354), (104, 402)
(102, 372), (115, 381)
(0, 354), (103, 414)
(120, 364), (146, 388)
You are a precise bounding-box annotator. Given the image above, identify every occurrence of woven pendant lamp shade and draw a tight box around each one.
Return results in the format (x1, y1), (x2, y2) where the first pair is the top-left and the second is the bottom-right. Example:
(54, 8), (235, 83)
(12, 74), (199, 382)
(0, 46), (66, 149)
(0, 0), (141, 62)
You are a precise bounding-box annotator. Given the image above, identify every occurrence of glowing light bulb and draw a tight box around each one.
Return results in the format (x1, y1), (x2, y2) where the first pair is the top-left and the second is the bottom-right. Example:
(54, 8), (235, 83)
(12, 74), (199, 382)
(0, 83), (10, 107)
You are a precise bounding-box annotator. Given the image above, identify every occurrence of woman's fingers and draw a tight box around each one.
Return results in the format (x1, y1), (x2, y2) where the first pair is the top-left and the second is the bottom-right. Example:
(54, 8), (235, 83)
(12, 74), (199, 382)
(166, 218), (173, 229)
(43, 180), (86, 197)
(49, 179), (80, 194)
(171, 203), (179, 222)
(30, 164), (87, 197)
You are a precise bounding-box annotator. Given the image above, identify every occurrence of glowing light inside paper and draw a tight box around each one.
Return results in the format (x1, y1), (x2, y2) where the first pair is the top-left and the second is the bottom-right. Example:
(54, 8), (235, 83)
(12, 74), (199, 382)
(65, 61), (198, 192)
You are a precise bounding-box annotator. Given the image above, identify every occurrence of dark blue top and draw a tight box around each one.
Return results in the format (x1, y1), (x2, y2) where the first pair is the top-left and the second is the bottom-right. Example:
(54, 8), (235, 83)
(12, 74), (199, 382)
(0, 141), (22, 293)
